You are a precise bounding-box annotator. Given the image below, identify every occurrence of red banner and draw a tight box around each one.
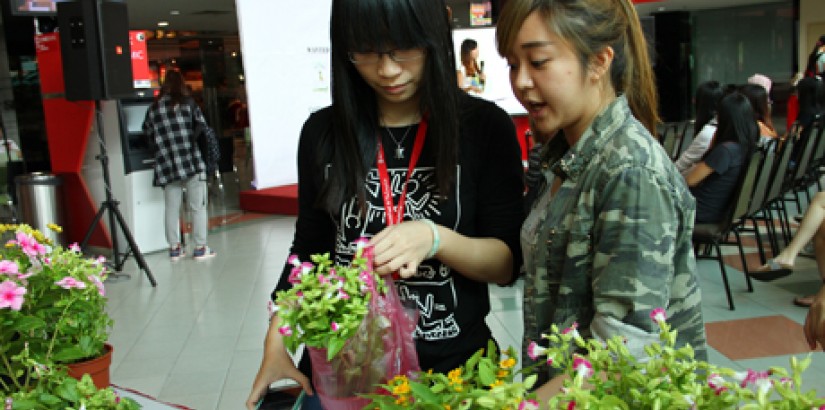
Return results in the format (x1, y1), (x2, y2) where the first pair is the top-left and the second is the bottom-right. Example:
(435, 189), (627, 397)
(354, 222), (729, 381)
(129, 31), (152, 89)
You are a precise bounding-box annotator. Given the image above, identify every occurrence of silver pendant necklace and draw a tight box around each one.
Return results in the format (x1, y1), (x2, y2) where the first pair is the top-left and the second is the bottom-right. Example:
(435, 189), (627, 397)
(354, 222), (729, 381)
(385, 126), (413, 159)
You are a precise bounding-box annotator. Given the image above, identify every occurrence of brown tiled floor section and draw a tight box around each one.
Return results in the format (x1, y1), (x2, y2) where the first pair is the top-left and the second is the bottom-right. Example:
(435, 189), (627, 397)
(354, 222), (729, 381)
(706, 315), (813, 360)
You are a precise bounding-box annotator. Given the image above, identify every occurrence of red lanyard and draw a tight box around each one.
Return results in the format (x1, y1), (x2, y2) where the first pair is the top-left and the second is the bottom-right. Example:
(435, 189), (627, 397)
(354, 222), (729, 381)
(376, 117), (428, 226)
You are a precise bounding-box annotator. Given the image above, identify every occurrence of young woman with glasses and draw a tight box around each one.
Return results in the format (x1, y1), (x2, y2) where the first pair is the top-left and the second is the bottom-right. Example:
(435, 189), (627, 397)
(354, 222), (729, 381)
(245, 1), (524, 408)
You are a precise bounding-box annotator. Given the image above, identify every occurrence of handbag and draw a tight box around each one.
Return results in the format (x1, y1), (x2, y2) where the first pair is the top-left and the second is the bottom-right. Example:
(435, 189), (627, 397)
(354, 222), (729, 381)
(188, 99), (221, 174)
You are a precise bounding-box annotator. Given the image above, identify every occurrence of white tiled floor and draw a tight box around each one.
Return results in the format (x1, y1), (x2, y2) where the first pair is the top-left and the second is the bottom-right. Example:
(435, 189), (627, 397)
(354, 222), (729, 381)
(103, 195), (825, 409)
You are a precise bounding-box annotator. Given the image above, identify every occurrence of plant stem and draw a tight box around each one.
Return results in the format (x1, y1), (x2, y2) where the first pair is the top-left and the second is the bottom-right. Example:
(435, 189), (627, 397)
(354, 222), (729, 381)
(0, 351), (22, 391)
(45, 299), (75, 363)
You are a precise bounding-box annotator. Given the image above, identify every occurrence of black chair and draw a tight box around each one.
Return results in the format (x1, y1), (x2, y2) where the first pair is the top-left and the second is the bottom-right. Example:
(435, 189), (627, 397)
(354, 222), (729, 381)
(757, 136), (796, 255)
(693, 149), (764, 310)
(659, 121), (691, 160)
(740, 140), (778, 265)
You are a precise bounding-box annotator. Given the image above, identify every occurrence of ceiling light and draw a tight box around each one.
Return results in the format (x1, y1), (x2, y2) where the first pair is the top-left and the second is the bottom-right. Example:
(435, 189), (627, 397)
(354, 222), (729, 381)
(658, 6), (665, 11)
(158, 21), (169, 27)
(169, 10), (180, 15)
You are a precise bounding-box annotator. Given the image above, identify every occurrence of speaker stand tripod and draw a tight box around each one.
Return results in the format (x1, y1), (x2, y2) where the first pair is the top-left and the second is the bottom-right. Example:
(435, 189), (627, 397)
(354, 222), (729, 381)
(80, 100), (156, 287)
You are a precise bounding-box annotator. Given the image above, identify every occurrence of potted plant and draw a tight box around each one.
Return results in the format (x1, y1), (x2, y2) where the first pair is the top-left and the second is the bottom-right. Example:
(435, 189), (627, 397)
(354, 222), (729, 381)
(274, 240), (419, 409)
(372, 309), (825, 409)
(0, 223), (127, 404)
(6, 344), (139, 409)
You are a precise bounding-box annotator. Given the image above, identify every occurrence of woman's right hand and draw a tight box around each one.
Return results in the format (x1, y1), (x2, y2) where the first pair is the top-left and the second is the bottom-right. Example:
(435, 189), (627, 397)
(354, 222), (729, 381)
(245, 319), (314, 409)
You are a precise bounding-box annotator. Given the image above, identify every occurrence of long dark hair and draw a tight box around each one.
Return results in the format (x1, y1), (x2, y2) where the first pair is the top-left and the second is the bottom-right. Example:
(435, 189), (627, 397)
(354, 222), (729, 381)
(739, 83), (774, 131)
(156, 70), (189, 107)
(707, 92), (758, 160)
(796, 77), (824, 127)
(694, 80), (723, 136)
(805, 35), (825, 78)
(321, 0), (460, 214)
(460, 38), (481, 75)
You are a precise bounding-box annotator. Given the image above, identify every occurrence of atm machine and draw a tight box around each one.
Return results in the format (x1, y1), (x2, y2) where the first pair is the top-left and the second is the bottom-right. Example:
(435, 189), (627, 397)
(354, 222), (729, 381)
(84, 97), (167, 255)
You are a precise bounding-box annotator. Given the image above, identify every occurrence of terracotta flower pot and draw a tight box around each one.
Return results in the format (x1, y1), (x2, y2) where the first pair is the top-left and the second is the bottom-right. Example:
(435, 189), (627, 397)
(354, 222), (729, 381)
(66, 343), (113, 389)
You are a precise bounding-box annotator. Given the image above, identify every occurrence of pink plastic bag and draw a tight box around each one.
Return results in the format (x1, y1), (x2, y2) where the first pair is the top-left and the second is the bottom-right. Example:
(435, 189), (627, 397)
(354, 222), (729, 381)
(307, 248), (419, 409)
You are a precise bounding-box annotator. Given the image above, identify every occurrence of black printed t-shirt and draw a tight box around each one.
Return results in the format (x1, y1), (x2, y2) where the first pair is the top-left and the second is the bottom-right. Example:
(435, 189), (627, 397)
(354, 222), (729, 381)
(691, 141), (744, 223)
(273, 94), (525, 376)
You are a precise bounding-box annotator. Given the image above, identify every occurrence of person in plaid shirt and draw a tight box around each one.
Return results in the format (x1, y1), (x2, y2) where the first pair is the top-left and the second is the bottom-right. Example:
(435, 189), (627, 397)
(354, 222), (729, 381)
(143, 70), (216, 261)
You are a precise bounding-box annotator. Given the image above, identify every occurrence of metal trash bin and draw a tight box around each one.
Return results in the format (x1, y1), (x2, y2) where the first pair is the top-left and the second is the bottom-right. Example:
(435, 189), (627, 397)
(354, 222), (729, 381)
(15, 172), (65, 245)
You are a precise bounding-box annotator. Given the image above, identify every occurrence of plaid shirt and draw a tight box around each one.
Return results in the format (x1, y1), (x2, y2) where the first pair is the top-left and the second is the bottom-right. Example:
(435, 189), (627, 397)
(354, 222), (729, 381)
(142, 95), (206, 186)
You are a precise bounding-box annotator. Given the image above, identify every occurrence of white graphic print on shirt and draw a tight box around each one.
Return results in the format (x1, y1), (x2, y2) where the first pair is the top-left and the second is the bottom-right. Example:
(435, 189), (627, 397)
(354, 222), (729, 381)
(335, 165), (462, 342)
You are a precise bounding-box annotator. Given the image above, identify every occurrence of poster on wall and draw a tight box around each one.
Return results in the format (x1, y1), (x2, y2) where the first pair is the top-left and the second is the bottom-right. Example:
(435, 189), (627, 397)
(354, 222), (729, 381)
(236, 0), (332, 189)
(453, 27), (526, 116)
(470, 1), (492, 27)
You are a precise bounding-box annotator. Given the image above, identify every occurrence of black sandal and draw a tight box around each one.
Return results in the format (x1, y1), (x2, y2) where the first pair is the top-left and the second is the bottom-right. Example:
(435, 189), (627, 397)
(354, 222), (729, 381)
(748, 259), (793, 282)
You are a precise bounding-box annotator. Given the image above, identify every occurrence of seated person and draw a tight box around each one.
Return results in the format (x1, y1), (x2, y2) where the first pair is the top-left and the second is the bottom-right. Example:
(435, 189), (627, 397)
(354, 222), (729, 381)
(740, 81), (777, 146)
(675, 80), (723, 174)
(685, 92), (759, 223)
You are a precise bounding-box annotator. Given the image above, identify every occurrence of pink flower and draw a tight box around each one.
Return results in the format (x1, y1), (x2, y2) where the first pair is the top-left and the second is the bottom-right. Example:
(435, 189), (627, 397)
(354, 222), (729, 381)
(733, 369), (760, 388)
(318, 275), (330, 285)
(278, 325), (292, 336)
(518, 399), (539, 410)
(95, 255), (106, 266)
(88, 274), (105, 296)
(650, 307), (667, 324)
(69, 242), (81, 253)
(337, 288), (350, 300)
(0, 260), (19, 276)
(572, 355), (593, 378)
(359, 270), (375, 292)
(527, 341), (547, 361)
(331, 322), (340, 332)
(287, 268), (302, 285)
(566, 401), (576, 410)
(267, 300), (278, 318)
(287, 255), (301, 267)
(13, 232), (47, 257)
(354, 237), (369, 250)
(0, 280), (26, 310)
(708, 373), (728, 395)
(545, 352), (557, 366)
(287, 262), (312, 285)
(55, 277), (87, 290)
(562, 322), (581, 340)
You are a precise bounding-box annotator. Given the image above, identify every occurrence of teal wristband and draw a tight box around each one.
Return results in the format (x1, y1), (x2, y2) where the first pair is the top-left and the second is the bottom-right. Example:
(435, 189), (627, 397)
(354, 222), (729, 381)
(423, 219), (440, 259)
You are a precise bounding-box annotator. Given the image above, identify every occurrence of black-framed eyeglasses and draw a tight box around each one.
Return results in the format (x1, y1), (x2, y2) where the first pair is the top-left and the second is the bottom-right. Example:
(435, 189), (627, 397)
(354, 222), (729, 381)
(348, 48), (426, 64)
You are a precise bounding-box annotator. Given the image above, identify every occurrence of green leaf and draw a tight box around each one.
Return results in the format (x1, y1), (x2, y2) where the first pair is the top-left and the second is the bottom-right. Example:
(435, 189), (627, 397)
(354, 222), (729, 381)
(478, 359), (496, 386)
(326, 337), (345, 360)
(12, 316), (48, 332)
(9, 398), (41, 410)
(409, 381), (440, 402)
(51, 346), (88, 363)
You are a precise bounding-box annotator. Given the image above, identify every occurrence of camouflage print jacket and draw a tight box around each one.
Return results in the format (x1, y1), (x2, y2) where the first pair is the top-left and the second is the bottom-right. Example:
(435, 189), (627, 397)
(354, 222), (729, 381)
(520, 96), (707, 383)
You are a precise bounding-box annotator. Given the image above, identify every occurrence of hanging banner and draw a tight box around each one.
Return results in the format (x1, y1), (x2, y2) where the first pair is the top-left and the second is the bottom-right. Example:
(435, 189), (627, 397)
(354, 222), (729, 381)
(129, 31), (151, 89)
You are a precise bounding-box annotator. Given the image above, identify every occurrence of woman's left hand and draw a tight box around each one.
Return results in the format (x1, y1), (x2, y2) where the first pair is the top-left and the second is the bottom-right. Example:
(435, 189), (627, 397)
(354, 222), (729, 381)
(368, 220), (435, 278)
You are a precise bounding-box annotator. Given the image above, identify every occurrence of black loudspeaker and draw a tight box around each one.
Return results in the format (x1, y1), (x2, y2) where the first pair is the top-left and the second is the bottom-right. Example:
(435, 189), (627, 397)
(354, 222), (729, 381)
(654, 11), (692, 123)
(57, 0), (133, 101)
